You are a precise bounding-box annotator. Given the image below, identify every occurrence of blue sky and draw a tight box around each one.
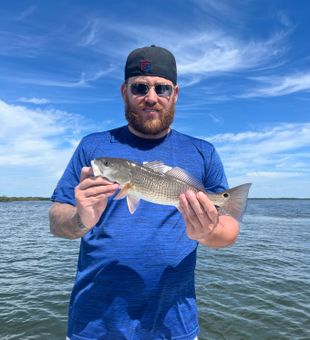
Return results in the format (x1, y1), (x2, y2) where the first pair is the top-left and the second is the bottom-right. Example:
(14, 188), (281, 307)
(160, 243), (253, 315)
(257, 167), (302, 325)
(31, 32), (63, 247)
(0, 0), (309, 198)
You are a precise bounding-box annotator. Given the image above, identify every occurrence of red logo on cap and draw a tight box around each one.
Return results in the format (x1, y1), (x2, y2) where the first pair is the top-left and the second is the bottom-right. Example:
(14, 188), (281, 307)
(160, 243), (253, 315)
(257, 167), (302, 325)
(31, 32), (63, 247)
(140, 60), (152, 73)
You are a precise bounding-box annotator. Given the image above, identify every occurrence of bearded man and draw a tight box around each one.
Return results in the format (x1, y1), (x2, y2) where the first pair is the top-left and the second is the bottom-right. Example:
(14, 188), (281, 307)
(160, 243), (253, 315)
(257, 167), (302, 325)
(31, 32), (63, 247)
(49, 45), (239, 340)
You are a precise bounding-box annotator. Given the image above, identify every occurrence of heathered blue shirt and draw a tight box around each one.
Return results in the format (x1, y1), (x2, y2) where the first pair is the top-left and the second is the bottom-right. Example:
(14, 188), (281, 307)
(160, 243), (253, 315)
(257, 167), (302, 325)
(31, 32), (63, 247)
(51, 126), (228, 340)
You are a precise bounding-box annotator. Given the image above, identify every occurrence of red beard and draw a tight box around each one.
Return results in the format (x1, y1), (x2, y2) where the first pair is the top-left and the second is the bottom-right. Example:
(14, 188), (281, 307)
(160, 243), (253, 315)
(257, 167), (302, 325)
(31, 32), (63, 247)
(125, 102), (175, 136)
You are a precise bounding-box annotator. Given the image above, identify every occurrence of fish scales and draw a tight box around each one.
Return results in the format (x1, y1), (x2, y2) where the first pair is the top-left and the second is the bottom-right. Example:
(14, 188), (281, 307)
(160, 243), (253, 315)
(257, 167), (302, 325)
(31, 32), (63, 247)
(130, 164), (188, 204)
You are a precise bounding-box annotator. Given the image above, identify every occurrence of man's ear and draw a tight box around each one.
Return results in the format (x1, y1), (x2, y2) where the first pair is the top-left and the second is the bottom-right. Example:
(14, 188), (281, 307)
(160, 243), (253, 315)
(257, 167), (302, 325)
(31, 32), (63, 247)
(173, 85), (179, 104)
(121, 82), (127, 102)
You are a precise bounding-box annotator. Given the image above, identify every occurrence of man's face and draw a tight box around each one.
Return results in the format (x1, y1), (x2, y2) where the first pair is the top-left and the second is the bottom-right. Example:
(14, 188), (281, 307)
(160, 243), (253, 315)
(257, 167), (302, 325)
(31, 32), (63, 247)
(121, 76), (179, 136)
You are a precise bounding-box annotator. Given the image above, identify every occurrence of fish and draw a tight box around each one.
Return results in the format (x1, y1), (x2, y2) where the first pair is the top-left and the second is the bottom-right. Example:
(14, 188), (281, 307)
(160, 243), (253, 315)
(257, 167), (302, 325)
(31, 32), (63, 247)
(91, 157), (252, 222)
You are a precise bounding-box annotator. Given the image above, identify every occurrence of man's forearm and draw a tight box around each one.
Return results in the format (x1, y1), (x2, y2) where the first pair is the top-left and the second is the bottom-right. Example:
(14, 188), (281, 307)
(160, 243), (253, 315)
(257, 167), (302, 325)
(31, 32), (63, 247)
(49, 202), (88, 239)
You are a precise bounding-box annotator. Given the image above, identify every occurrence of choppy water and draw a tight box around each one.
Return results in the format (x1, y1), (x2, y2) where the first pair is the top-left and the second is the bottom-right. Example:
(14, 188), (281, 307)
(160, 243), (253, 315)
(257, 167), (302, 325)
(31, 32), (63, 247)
(0, 200), (309, 340)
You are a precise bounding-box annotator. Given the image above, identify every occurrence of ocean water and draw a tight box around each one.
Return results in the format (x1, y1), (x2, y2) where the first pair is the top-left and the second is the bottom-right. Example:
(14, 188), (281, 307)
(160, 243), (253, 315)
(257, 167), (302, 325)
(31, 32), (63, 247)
(0, 200), (309, 340)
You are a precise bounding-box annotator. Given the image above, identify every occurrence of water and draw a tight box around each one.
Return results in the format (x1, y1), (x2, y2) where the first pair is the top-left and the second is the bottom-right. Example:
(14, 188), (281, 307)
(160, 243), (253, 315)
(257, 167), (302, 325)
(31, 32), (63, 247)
(0, 200), (309, 340)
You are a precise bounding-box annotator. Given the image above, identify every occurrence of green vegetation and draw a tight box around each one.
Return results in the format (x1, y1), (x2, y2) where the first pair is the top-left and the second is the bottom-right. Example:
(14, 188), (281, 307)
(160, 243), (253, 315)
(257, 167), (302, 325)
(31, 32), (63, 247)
(0, 196), (50, 202)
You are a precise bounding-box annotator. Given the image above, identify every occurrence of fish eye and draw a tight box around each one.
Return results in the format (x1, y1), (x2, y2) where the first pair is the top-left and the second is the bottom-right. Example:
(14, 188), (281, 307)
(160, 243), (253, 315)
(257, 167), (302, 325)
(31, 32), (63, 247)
(223, 193), (230, 198)
(104, 160), (110, 167)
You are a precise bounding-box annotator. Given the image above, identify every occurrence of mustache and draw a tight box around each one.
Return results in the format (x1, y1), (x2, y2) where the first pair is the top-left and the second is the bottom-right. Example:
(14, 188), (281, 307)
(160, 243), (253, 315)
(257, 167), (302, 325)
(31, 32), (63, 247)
(139, 103), (163, 111)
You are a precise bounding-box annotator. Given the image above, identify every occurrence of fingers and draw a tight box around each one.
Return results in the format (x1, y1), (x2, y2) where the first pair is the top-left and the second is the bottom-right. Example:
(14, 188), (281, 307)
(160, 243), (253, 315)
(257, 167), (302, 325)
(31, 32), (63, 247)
(75, 167), (119, 229)
(196, 192), (219, 226)
(181, 191), (216, 225)
(79, 166), (116, 190)
(79, 176), (116, 190)
(80, 167), (94, 182)
(83, 183), (119, 198)
(76, 166), (119, 202)
(179, 193), (200, 239)
(76, 179), (119, 200)
(179, 190), (219, 240)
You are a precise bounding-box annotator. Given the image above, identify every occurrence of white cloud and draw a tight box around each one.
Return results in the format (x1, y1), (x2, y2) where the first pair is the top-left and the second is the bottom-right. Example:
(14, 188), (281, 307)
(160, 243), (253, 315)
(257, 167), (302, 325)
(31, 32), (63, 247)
(0, 102), (78, 164)
(0, 99), (119, 196)
(245, 171), (304, 179)
(18, 97), (50, 104)
(201, 123), (310, 197)
(0, 8), (290, 92)
(75, 15), (287, 86)
(190, 0), (247, 24)
(17, 5), (37, 21)
(16, 68), (117, 88)
(0, 100), (87, 196)
(176, 32), (284, 78)
(242, 71), (310, 97)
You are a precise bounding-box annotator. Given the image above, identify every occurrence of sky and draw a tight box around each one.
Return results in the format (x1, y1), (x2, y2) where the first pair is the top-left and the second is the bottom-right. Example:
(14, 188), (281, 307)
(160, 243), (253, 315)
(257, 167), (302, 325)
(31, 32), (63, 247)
(0, 0), (309, 198)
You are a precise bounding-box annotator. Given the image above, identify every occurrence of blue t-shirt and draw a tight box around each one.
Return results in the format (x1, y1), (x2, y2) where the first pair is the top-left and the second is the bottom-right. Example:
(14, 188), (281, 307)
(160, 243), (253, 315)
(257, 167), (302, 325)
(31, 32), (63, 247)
(52, 126), (228, 340)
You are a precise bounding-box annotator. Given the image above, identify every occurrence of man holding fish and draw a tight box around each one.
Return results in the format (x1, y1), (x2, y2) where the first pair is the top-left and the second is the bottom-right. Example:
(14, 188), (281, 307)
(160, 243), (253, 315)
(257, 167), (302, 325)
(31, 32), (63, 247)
(49, 45), (250, 340)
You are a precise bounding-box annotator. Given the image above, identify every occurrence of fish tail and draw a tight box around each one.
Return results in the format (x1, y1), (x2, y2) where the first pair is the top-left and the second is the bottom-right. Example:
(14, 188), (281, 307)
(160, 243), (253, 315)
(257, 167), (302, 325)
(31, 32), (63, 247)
(219, 183), (252, 222)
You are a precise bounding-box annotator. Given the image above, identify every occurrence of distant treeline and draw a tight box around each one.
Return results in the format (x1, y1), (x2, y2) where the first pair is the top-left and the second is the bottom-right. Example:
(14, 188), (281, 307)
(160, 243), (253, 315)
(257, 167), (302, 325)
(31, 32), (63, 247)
(249, 197), (310, 200)
(0, 196), (50, 202)
(0, 196), (308, 202)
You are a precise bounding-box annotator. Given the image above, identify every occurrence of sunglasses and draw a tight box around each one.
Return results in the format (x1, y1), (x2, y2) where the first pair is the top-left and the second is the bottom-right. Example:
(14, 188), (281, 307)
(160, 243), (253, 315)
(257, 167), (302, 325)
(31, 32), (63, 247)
(130, 83), (173, 97)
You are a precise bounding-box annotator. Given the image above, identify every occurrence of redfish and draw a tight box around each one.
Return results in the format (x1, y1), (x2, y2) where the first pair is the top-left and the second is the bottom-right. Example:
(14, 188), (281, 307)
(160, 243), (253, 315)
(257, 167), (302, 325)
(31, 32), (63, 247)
(91, 157), (251, 221)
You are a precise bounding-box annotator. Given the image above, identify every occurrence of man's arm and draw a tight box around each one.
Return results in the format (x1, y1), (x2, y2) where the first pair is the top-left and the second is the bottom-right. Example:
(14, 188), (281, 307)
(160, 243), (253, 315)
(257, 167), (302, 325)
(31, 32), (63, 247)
(49, 167), (119, 239)
(49, 203), (86, 239)
(179, 190), (240, 248)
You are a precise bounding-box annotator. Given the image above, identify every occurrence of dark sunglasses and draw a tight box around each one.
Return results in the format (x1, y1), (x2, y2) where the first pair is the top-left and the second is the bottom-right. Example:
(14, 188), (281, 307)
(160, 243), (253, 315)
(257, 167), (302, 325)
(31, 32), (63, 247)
(130, 83), (173, 97)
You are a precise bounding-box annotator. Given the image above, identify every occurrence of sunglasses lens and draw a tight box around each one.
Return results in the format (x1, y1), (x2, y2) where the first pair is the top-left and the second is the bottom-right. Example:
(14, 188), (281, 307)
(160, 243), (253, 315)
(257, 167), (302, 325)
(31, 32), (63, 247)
(130, 83), (149, 96)
(130, 83), (173, 97)
(155, 85), (173, 96)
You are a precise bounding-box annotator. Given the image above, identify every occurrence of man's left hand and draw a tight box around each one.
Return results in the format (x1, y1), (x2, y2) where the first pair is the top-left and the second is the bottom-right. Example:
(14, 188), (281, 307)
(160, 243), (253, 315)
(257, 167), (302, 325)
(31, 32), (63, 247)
(179, 190), (240, 247)
(179, 190), (219, 242)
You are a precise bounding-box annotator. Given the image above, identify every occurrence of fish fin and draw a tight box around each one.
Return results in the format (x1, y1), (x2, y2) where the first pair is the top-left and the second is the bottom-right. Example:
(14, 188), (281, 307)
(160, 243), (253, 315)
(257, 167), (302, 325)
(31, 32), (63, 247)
(114, 182), (132, 200)
(218, 183), (252, 222)
(127, 194), (140, 214)
(113, 182), (140, 214)
(166, 167), (206, 192)
(143, 161), (172, 174)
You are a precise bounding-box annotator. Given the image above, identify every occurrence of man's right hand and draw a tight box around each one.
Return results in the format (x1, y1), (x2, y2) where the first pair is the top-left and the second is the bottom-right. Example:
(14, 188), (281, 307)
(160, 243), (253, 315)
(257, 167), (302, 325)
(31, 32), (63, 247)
(75, 167), (119, 230)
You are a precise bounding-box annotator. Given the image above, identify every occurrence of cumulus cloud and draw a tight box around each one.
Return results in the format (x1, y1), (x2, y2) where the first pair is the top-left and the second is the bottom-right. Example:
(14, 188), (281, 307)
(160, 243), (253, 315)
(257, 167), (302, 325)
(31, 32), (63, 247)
(0, 99), (83, 167)
(201, 123), (310, 197)
(0, 99), (119, 196)
(0, 99), (88, 195)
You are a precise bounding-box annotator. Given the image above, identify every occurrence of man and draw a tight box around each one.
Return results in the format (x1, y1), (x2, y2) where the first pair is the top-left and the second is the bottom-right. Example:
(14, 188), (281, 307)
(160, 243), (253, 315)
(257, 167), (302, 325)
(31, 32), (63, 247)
(49, 45), (239, 340)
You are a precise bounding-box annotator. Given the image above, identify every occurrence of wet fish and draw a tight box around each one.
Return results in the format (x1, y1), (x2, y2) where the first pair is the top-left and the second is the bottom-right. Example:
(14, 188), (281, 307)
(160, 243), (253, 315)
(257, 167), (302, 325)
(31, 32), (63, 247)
(91, 157), (251, 221)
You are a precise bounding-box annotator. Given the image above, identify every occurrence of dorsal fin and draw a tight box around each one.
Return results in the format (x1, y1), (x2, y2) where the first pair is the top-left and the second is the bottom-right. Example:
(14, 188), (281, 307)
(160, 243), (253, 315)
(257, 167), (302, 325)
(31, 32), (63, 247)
(143, 161), (172, 174)
(166, 167), (206, 192)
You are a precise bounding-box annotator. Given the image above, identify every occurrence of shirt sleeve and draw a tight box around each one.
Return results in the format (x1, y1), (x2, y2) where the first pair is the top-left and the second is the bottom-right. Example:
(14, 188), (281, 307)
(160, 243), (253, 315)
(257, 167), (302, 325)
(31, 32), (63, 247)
(51, 138), (89, 206)
(204, 146), (228, 193)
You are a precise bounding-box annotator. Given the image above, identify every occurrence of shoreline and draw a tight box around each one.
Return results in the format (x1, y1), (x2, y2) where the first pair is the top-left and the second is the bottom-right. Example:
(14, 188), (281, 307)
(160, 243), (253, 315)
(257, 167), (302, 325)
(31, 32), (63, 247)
(0, 196), (50, 202)
(0, 196), (309, 202)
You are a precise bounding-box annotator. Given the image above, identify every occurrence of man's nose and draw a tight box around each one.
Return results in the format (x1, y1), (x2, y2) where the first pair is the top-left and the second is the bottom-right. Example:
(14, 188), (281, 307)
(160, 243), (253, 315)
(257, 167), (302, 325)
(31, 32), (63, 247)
(144, 87), (158, 104)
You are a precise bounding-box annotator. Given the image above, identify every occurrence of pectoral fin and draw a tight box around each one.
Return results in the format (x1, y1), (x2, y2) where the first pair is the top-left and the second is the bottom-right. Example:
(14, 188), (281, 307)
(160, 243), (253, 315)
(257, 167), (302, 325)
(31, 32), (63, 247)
(127, 194), (140, 214)
(114, 182), (132, 200)
(113, 182), (140, 214)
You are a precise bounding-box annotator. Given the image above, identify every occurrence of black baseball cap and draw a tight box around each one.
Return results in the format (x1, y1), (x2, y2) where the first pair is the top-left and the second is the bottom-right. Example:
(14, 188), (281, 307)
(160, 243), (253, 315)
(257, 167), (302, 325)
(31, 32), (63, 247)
(125, 45), (177, 84)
